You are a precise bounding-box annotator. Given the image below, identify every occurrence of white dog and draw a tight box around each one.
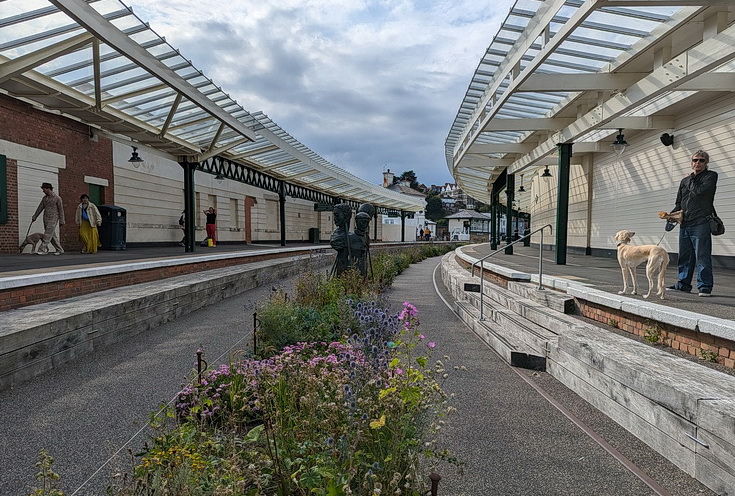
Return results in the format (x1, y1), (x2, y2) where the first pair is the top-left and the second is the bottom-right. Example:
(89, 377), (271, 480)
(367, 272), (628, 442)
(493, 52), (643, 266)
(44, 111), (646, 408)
(19, 232), (45, 254)
(613, 230), (669, 300)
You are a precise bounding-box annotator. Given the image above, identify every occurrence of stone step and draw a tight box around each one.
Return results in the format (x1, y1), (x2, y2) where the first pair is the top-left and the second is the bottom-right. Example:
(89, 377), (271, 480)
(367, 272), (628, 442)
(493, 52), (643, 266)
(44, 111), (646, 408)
(454, 300), (546, 370)
(0, 254), (328, 391)
(441, 249), (735, 493)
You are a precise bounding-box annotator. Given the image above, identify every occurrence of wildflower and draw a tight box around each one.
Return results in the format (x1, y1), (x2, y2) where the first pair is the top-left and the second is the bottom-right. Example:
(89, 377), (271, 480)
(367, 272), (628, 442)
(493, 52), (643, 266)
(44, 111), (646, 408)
(370, 415), (386, 429)
(427, 342), (436, 349)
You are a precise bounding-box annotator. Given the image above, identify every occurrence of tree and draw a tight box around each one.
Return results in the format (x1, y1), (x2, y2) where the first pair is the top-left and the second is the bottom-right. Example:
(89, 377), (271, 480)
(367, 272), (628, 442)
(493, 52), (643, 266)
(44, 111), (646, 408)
(425, 193), (445, 222)
(394, 170), (419, 190)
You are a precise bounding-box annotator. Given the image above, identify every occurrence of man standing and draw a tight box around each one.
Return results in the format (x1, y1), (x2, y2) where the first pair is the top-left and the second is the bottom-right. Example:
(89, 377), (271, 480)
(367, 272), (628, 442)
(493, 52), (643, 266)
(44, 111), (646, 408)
(32, 182), (65, 255)
(667, 150), (718, 296)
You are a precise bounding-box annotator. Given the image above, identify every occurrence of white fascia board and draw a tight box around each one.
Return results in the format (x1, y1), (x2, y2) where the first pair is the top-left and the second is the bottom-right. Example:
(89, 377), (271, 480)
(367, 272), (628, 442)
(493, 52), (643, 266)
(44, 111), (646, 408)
(467, 143), (537, 154)
(508, 21), (735, 175)
(482, 117), (576, 132)
(516, 73), (649, 92)
(606, 116), (676, 130)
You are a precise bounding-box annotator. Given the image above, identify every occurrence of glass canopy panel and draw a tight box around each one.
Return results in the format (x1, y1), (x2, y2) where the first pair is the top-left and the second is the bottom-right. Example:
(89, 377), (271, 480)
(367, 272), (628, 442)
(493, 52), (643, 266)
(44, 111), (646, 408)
(0, 0), (425, 211)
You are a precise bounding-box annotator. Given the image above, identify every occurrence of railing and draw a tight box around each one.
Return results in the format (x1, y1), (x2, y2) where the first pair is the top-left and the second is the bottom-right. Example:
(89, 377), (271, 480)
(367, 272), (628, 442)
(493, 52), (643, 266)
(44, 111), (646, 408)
(470, 224), (553, 321)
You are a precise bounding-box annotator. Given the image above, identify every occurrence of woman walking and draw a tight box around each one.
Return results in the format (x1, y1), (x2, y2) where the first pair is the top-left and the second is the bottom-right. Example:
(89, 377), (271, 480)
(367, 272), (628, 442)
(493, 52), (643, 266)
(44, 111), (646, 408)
(75, 194), (102, 253)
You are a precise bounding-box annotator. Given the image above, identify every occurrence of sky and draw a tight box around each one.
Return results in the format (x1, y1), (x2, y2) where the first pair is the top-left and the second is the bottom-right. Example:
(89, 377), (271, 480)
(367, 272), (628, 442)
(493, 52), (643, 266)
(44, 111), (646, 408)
(126, 0), (516, 188)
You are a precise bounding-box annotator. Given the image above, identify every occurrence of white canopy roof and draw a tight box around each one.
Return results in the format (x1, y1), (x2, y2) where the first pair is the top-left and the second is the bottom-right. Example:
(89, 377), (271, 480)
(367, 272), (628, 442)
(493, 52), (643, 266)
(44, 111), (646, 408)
(0, 0), (426, 212)
(446, 0), (735, 203)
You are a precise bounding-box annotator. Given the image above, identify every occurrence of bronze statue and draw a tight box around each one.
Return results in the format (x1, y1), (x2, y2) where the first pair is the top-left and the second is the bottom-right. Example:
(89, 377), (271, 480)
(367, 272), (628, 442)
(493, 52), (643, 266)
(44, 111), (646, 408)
(330, 203), (353, 276)
(330, 203), (375, 278)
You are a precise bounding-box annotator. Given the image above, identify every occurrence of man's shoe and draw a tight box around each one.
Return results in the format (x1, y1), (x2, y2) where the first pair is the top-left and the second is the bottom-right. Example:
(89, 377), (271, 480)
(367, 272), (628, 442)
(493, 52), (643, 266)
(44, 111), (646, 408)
(36, 251), (47, 256)
(699, 290), (712, 297)
(666, 285), (691, 293)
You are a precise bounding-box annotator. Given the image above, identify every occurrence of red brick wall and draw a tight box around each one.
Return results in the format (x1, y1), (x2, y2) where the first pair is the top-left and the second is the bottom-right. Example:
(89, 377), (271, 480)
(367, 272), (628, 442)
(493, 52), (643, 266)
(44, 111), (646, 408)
(245, 196), (256, 243)
(578, 300), (735, 369)
(0, 158), (18, 252)
(0, 94), (114, 253)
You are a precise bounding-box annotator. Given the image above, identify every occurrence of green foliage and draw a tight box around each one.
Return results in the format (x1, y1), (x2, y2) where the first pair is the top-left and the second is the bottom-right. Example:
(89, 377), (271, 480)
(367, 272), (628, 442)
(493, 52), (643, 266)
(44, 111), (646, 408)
(700, 348), (719, 363)
(608, 318), (619, 329)
(425, 194), (445, 222)
(115, 304), (454, 496)
(643, 321), (663, 344)
(28, 450), (64, 496)
(107, 245), (461, 495)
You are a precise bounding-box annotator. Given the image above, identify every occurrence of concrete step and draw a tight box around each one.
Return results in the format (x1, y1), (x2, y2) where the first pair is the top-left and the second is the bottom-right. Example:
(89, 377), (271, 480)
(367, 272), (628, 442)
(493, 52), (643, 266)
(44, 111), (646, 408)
(454, 300), (545, 371)
(0, 254), (329, 391)
(442, 249), (735, 494)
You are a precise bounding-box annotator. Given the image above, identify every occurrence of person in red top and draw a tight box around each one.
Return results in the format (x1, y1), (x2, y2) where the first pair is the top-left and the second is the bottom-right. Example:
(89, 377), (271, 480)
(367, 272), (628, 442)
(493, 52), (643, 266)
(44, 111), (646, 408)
(203, 207), (217, 245)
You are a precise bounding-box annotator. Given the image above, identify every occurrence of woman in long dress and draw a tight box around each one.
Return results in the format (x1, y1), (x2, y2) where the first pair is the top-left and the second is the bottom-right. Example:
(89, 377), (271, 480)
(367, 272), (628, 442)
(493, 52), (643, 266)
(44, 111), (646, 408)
(75, 194), (102, 254)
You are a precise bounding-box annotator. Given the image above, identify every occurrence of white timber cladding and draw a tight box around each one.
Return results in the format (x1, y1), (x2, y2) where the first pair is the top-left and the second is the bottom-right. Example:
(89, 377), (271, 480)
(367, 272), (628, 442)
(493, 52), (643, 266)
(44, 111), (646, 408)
(113, 141), (370, 243)
(588, 93), (735, 258)
(529, 163), (588, 249)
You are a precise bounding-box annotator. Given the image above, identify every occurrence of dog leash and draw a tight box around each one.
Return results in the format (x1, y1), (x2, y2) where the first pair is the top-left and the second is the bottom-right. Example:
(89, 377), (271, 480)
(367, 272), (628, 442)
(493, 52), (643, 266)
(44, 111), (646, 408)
(656, 232), (666, 246)
(25, 218), (34, 238)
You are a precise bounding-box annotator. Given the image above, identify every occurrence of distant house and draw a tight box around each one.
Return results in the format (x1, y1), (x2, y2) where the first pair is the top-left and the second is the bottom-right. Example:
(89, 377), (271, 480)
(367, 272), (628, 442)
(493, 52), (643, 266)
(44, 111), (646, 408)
(444, 209), (499, 242)
(381, 169), (427, 241)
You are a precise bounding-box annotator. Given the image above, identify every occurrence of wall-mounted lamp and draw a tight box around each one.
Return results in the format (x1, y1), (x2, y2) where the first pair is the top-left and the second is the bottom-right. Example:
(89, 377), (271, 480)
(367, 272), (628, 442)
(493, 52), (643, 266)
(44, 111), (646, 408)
(128, 146), (144, 168)
(517, 174), (526, 193)
(214, 173), (225, 184)
(660, 133), (674, 147)
(540, 166), (552, 183)
(611, 129), (628, 156)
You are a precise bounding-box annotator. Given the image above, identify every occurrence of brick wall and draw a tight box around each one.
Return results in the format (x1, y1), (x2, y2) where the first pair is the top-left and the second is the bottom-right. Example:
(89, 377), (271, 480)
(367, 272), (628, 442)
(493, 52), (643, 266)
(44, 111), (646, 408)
(0, 158), (18, 252)
(0, 94), (114, 253)
(577, 300), (735, 369)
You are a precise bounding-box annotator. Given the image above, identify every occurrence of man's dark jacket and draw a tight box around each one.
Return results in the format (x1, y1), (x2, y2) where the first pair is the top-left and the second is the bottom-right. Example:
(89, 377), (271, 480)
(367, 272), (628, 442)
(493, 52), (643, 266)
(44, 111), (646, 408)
(673, 168), (718, 227)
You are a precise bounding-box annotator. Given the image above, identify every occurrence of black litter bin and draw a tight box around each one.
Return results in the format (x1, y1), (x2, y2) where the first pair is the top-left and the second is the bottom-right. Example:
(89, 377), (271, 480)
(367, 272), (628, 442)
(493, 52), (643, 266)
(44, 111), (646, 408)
(97, 205), (127, 250)
(308, 227), (320, 243)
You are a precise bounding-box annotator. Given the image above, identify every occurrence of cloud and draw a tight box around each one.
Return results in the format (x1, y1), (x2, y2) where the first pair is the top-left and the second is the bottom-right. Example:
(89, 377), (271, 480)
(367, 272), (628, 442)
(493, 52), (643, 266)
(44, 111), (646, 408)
(128, 0), (514, 187)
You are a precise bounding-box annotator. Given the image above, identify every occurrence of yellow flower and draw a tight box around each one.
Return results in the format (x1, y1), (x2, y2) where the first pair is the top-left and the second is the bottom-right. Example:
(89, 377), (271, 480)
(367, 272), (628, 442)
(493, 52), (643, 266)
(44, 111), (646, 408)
(370, 415), (386, 429)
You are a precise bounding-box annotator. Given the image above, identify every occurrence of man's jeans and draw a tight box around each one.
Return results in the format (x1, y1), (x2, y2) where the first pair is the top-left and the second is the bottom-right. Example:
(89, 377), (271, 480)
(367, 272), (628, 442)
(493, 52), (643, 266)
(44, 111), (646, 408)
(676, 221), (713, 292)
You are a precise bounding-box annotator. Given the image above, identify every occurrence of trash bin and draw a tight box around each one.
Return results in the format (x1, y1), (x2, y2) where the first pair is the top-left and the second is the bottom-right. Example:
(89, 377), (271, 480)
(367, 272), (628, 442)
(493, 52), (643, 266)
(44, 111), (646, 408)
(308, 227), (320, 243)
(523, 229), (531, 247)
(97, 205), (126, 250)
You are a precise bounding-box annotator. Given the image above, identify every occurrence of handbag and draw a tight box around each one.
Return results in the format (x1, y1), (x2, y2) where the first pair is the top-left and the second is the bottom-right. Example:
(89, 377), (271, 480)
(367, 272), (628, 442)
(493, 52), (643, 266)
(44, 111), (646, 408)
(707, 208), (725, 236)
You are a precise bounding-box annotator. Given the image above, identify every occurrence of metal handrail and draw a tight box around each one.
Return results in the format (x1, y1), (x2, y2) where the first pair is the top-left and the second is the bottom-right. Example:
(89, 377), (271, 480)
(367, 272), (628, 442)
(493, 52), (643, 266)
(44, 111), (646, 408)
(470, 224), (553, 320)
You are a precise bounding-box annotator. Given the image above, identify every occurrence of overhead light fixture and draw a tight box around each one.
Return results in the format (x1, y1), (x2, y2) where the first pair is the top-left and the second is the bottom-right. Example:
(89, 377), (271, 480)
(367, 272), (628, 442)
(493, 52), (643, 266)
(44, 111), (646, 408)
(611, 129), (628, 156)
(660, 133), (674, 147)
(517, 174), (525, 193)
(128, 146), (144, 168)
(540, 166), (552, 183)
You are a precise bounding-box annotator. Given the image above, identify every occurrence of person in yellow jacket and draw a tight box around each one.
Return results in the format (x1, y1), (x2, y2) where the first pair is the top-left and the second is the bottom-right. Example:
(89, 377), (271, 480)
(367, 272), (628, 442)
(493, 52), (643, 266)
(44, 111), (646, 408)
(75, 194), (102, 254)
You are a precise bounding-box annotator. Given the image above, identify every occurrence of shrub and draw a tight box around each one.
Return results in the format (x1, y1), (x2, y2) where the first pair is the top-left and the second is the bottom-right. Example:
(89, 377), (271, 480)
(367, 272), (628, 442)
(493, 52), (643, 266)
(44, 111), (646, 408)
(119, 302), (451, 496)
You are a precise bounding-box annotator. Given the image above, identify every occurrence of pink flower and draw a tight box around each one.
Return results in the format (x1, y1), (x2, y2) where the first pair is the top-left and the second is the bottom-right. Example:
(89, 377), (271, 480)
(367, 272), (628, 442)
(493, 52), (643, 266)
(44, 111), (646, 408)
(427, 342), (436, 349)
(419, 334), (425, 340)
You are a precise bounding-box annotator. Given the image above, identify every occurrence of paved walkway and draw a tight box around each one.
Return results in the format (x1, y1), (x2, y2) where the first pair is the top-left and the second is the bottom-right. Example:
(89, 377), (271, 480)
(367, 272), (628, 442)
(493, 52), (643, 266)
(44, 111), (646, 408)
(0, 246), (723, 495)
(387, 257), (715, 495)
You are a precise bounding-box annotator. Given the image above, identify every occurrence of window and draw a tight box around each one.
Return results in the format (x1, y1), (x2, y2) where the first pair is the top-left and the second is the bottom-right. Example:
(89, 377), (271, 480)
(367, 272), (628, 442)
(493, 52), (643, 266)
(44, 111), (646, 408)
(88, 183), (104, 205)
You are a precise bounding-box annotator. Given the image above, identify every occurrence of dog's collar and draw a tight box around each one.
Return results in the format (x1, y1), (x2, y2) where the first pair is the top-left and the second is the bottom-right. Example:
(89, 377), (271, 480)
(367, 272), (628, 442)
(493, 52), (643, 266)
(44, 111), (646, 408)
(616, 241), (628, 247)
